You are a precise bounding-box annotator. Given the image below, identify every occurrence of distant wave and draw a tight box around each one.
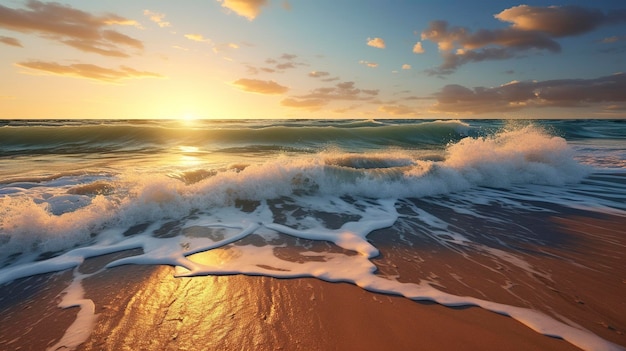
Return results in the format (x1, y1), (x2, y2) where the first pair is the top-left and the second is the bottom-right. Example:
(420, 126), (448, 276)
(0, 119), (472, 155)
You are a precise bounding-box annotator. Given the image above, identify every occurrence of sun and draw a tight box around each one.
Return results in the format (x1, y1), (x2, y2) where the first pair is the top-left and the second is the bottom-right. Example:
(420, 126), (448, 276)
(182, 113), (196, 121)
(178, 113), (199, 126)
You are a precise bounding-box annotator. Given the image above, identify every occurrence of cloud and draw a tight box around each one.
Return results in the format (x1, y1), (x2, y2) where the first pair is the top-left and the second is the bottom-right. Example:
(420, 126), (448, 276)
(421, 20), (559, 70)
(247, 66), (275, 74)
(16, 61), (162, 82)
(427, 48), (517, 76)
(359, 60), (378, 68)
(367, 37), (385, 49)
(184, 33), (238, 54)
(247, 53), (306, 74)
(421, 5), (626, 75)
(283, 81), (379, 110)
(276, 62), (296, 70)
(185, 34), (211, 43)
(494, 5), (622, 37)
(412, 42), (424, 54)
(308, 70), (339, 81)
(213, 42), (239, 53)
(143, 10), (171, 28)
(308, 71), (330, 78)
(232, 78), (288, 94)
(0, 35), (22, 47)
(603, 104), (626, 111)
(432, 73), (626, 114)
(402, 64), (411, 70)
(281, 81), (381, 111)
(280, 97), (326, 110)
(601, 35), (626, 43)
(362, 89), (379, 96)
(219, 0), (268, 20)
(0, 0), (142, 57)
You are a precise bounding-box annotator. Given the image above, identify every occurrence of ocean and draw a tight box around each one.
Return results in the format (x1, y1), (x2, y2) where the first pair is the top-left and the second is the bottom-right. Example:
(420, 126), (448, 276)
(0, 119), (625, 350)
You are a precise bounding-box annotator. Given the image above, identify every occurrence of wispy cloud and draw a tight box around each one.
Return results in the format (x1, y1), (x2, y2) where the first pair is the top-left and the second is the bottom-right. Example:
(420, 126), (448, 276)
(601, 35), (626, 43)
(143, 10), (171, 28)
(359, 60), (378, 68)
(402, 64), (411, 70)
(421, 5), (626, 75)
(367, 37), (385, 49)
(219, 0), (269, 21)
(0, 0), (142, 57)
(183, 33), (239, 55)
(247, 53), (306, 74)
(432, 72), (626, 114)
(0, 35), (22, 47)
(308, 71), (330, 78)
(280, 97), (326, 110)
(185, 33), (211, 43)
(16, 61), (162, 83)
(308, 71), (339, 82)
(232, 78), (288, 94)
(603, 104), (626, 111)
(299, 81), (378, 101)
(213, 42), (239, 53)
(282, 81), (379, 111)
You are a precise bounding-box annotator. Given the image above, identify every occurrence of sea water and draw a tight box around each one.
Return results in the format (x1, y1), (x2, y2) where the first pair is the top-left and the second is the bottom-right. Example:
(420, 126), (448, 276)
(0, 119), (625, 350)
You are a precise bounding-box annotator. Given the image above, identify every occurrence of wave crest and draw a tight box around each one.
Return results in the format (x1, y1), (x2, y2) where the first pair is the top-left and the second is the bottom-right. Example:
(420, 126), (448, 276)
(0, 123), (590, 262)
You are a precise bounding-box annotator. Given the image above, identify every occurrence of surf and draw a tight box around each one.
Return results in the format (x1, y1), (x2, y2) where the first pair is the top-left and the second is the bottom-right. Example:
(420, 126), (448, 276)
(1, 119), (625, 351)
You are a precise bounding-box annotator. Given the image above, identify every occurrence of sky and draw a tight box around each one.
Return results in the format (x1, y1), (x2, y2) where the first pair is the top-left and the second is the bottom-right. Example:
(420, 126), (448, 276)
(0, 0), (625, 119)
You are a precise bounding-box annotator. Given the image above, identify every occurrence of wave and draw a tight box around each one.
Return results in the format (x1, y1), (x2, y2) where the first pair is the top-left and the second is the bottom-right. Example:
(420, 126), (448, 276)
(0, 124), (592, 262)
(0, 119), (472, 155)
(537, 119), (626, 140)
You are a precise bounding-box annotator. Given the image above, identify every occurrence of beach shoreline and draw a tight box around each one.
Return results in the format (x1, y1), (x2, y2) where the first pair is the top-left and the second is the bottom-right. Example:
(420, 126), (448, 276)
(1, 265), (582, 351)
(1, 201), (624, 351)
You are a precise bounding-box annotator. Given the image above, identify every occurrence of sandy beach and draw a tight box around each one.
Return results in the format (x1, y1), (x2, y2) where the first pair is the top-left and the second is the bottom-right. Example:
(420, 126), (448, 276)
(1, 200), (624, 351)
(1, 265), (580, 351)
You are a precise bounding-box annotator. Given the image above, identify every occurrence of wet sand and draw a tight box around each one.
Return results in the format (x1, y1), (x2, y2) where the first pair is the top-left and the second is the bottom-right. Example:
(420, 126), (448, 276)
(0, 202), (625, 350)
(1, 264), (579, 351)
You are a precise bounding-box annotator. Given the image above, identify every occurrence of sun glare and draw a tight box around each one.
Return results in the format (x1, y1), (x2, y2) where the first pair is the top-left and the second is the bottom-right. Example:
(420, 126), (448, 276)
(179, 146), (199, 153)
(179, 113), (199, 127)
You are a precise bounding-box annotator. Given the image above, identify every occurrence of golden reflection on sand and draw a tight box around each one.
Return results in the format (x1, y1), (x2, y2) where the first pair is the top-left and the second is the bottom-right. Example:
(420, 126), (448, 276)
(79, 263), (580, 351)
(89, 266), (292, 350)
